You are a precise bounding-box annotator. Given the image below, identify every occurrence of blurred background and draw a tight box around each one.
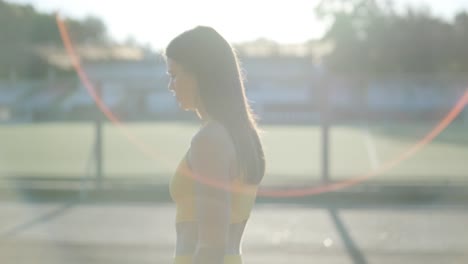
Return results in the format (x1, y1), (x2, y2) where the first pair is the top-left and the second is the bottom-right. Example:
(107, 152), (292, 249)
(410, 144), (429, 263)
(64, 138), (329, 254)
(0, 0), (467, 263)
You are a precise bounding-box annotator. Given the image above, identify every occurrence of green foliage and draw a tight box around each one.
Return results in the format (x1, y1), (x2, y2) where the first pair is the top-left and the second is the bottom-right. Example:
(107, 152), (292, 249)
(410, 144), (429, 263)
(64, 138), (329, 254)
(0, 0), (108, 78)
(316, 0), (468, 74)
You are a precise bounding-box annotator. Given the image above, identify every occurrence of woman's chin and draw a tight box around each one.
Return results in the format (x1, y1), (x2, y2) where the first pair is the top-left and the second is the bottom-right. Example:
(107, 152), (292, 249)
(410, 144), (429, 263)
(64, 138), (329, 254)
(180, 104), (194, 111)
(177, 101), (185, 109)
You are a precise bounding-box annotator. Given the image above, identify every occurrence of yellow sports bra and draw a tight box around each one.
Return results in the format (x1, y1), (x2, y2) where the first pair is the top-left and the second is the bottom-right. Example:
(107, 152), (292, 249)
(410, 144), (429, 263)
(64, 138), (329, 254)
(169, 150), (258, 223)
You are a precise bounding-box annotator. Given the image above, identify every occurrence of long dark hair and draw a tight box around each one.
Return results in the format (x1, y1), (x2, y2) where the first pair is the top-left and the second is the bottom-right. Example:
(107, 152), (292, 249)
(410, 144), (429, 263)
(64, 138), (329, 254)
(165, 26), (265, 185)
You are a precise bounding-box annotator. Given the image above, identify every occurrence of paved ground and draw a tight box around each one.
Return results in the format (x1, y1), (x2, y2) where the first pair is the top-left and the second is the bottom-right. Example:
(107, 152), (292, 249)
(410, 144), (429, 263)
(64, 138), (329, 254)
(1, 200), (468, 264)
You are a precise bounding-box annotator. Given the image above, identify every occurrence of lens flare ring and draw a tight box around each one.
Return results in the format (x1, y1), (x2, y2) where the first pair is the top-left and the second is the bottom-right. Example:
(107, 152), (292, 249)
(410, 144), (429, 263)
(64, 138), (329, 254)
(56, 14), (468, 198)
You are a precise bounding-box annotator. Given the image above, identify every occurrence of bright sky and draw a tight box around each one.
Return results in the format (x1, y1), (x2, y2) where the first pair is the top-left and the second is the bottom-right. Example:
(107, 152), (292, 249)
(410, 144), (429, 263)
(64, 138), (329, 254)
(6, 0), (468, 50)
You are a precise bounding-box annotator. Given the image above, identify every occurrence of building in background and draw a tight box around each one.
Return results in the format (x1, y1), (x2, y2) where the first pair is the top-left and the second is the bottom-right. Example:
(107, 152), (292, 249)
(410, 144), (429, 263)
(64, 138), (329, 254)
(0, 42), (466, 124)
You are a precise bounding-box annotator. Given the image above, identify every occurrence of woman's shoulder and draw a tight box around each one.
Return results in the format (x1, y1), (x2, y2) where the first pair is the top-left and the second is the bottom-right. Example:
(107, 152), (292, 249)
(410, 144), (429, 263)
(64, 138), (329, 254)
(190, 121), (235, 157)
(192, 121), (230, 144)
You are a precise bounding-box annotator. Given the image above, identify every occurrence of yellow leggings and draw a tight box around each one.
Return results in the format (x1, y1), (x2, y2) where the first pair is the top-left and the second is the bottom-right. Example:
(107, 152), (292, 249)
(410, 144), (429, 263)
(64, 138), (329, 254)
(173, 255), (242, 264)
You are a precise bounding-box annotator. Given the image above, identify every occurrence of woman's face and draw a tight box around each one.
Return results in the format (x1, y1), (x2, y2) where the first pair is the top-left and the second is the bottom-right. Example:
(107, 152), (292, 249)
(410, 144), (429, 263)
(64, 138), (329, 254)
(166, 58), (199, 111)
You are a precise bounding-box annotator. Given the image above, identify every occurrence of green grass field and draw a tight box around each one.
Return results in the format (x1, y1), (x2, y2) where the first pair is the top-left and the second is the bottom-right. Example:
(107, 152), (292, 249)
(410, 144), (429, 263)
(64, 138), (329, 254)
(0, 121), (467, 186)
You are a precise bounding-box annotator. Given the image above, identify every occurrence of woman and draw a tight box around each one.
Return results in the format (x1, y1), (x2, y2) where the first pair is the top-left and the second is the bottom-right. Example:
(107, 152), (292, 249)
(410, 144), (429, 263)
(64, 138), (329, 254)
(165, 26), (266, 264)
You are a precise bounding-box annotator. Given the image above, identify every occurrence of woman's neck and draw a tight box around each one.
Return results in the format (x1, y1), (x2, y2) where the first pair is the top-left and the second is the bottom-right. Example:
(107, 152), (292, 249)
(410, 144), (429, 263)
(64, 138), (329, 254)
(196, 107), (212, 126)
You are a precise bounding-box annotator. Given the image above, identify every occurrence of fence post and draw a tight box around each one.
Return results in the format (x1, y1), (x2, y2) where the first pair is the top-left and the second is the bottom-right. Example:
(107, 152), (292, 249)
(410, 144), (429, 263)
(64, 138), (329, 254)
(320, 73), (330, 183)
(95, 84), (103, 190)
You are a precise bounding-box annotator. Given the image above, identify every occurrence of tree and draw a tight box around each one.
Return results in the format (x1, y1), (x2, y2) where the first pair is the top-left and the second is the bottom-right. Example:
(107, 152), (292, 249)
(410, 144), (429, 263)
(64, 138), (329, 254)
(0, 1), (110, 78)
(315, 0), (391, 74)
(315, 0), (464, 74)
(66, 15), (109, 44)
(454, 11), (468, 71)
